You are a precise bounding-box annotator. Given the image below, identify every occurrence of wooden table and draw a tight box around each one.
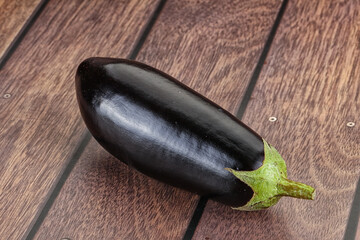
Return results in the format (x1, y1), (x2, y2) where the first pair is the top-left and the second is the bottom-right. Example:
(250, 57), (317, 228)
(1, 0), (359, 239)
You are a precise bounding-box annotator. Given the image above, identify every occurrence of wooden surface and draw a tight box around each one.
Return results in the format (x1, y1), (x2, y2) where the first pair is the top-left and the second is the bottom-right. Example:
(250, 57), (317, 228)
(138, 0), (283, 113)
(0, 0), (159, 239)
(0, 0), (41, 59)
(33, 0), (283, 239)
(34, 139), (198, 240)
(1, 0), (359, 239)
(193, 0), (360, 239)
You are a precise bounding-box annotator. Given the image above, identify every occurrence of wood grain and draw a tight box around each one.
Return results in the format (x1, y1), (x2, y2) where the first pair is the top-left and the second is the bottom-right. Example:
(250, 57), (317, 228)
(35, 139), (199, 240)
(0, 0), (159, 239)
(193, 0), (360, 239)
(34, 0), (283, 239)
(0, 0), (41, 59)
(138, 0), (284, 113)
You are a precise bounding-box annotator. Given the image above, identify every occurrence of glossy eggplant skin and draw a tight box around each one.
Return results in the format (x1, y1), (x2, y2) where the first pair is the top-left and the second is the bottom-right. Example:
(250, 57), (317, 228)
(76, 57), (265, 207)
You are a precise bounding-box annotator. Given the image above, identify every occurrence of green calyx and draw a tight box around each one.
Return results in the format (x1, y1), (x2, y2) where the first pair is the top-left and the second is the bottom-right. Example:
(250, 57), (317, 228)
(226, 139), (315, 211)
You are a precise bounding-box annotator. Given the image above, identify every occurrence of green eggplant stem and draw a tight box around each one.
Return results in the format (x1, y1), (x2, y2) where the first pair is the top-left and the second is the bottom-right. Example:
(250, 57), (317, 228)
(277, 177), (315, 199)
(226, 139), (315, 211)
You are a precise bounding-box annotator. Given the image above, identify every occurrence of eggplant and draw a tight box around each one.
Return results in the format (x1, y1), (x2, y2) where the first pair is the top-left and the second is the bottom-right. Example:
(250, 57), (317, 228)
(75, 57), (315, 210)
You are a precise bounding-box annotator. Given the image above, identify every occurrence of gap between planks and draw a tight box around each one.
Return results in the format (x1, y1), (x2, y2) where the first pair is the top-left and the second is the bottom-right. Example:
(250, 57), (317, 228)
(23, 0), (168, 239)
(183, 0), (289, 239)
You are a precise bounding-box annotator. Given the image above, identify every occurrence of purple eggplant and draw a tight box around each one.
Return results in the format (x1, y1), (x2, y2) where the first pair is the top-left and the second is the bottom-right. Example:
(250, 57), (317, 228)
(75, 58), (315, 210)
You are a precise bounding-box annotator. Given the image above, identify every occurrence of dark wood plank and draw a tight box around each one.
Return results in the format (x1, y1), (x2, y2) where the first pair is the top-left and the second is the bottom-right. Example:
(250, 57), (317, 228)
(0, 0), (159, 239)
(138, 0), (284, 113)
(193, 0), (360, 239)
(34, 0), (283, 239)
(0, 0), (41, 59)
(35, 138), (198, 240)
